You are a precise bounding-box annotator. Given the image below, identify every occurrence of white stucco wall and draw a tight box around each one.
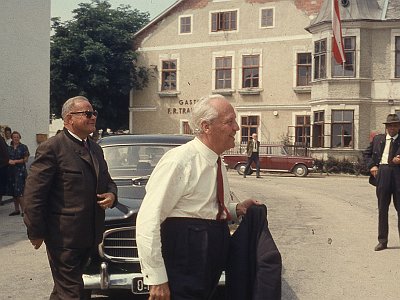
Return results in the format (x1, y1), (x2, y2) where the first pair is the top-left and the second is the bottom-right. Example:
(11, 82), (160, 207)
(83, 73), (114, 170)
(0, 0), (50, 155)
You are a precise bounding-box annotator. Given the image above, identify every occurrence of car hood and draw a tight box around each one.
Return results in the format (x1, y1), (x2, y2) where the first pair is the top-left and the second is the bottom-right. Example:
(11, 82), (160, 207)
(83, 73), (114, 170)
(104, 183), (145, 222)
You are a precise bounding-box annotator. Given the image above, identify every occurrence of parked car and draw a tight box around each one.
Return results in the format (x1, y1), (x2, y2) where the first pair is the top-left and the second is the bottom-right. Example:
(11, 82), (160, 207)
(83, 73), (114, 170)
(223, 144), (316, 177)
(83, 134), (195, 297)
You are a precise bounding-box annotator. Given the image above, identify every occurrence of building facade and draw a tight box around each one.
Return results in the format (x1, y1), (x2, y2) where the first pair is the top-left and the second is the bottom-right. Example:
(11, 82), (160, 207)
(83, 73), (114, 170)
(0, 0), (50, 153)
(132, 0), (400, 161)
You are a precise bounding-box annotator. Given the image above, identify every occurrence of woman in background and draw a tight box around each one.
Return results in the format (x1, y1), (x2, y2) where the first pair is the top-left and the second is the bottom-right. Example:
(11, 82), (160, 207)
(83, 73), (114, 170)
(8, 131), (29, 216)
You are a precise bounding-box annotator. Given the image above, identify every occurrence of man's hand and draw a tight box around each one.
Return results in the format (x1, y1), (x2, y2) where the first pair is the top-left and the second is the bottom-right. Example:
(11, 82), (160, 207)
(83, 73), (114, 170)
(149, 282), (170, 300)
(30, 239), (44, 250)
(236, 199), (262, 217)
(370, 165), (379, 177)
(392, 155), (400, 165)
(97, 192), (116, 210)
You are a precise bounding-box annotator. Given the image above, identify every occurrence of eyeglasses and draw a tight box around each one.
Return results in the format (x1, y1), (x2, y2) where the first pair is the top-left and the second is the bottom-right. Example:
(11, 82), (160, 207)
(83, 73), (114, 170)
(69, 110), (98, 118)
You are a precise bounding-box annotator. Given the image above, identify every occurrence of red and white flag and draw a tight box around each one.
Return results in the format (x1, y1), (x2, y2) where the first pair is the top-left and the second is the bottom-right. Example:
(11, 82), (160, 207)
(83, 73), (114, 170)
(332, 0), (346, 64)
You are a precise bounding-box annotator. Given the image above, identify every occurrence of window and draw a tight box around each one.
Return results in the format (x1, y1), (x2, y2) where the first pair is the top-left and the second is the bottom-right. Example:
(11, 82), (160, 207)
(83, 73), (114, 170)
(181, 121), (192, 134)
(297, 53), (312, 86)
(313, 111), (324, 147)
(396, 36), (400, 78)
(332, 36), (356, 77)
(314, 39), (327, 80)
(241, 116), (259, 143)
(260, 8), (274, 28)
(161, 60), (177, 91)
(215, 57), (232, 89)
(242, 55), (260, 88)
(295, 115), (310, 147)
(211, 11), (237, 32)
(179, 16), (192, 34)
(331, 110), (353, 148)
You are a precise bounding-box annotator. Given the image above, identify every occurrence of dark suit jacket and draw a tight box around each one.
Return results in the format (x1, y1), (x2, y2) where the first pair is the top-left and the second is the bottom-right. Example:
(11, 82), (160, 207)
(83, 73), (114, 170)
(246, 139), (261, 157)
(363, 133), (400, 186)
(0, 135), (9, 167)
(24, 129), (117, 248)
(226, 205), (282, 300)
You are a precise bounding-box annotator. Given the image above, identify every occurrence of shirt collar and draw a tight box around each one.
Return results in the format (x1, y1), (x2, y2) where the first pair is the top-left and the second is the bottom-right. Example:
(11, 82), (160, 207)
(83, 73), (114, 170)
(193, 137), (219, 165)
(67, 129), (88, 143)
(386, 134), (398, 140)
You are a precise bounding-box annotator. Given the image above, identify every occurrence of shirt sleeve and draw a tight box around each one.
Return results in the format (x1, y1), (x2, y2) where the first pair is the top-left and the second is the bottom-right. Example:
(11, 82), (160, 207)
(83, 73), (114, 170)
(136, 156), (189, 285)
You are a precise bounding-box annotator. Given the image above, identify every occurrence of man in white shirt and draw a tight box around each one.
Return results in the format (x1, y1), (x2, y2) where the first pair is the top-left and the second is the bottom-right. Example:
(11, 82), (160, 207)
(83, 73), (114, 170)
(243, 133), (261, 178)
(136, 94), (260, 299)
(4, 127), (12, 146)
(364, 113), (400, 251)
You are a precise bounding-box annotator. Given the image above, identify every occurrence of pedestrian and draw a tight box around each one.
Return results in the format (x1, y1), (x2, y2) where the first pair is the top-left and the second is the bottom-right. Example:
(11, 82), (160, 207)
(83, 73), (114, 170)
(4, 127), (12, 145)
(136, 94), (261, 299)
(0, 135), (9, 205)
(363, 113), (400, 251)
(7, 131), (29, 216)
(23, 96), (118, 299)
(243, 133), (261, 178)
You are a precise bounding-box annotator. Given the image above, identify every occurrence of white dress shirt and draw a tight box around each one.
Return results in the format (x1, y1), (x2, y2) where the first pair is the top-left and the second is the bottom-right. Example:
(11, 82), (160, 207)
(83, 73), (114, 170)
(136, 137), (238, 285)
(380, 134), (398, 165)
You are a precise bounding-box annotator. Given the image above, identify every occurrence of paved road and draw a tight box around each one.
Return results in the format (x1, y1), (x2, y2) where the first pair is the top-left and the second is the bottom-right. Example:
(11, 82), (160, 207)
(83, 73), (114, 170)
(1, 172), (400, 299)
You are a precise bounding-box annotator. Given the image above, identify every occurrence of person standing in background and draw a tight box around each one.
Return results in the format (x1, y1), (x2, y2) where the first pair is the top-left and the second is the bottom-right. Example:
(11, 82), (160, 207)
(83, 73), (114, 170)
(243, 133), (261, 178)
(7, 131), (29, 216)
(364, 113), (400, 251)
(23, 96), (117, 299)
(0, 135), (9, 205)
(4, 127), (12, 145)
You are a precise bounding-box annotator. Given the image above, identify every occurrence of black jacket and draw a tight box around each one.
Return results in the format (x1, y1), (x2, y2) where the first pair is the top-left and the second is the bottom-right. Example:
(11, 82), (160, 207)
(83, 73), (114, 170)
(226, 205), (282, 300)
(363, 133), (400, 186)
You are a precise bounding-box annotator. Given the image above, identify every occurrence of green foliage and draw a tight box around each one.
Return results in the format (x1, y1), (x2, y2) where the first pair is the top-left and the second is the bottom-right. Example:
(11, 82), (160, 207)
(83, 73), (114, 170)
(315, 156), (369, 176)
(50, 0), (150, 130)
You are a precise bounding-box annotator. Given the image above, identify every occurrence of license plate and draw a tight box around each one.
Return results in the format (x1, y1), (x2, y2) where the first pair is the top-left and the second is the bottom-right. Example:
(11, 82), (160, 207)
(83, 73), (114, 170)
(132, 277), (150, 294)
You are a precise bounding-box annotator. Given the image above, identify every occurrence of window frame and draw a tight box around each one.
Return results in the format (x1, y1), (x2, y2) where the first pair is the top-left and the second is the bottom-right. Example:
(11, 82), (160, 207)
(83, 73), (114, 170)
(242, 55), (260, 88)
(331, 110), (354, 149)
(161, 59), (177, 91)
(179, 15), (192, 35)
(295, 115), (311, 147)
(312, 110), (325, 148)
(241, 115), (260, 143)
(331, 36), (356, 78)
(260, 7), (275, 28)
(211, 10), (238, 33)
(314, 39), (327, 80)
(296, 52), (312, 86)
(215, 56), (233, 90)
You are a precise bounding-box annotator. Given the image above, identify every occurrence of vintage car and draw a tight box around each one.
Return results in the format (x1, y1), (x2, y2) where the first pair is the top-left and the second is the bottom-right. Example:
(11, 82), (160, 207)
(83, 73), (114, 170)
(83, 134), (195, 297)
(223, 144), (316, 177)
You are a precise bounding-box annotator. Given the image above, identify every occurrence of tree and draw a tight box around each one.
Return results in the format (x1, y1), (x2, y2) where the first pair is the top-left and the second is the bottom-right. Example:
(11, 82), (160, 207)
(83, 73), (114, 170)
(50, 0), (150, 131)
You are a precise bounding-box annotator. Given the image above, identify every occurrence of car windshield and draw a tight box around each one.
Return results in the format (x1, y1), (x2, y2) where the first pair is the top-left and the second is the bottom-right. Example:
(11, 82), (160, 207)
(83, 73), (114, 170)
(260, 145), (288, 156)
(102, 144), (176, 178)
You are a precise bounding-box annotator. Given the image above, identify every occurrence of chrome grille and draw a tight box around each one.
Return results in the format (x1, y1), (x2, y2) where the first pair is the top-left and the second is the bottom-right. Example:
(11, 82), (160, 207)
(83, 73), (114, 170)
(100, 226), (139, 262)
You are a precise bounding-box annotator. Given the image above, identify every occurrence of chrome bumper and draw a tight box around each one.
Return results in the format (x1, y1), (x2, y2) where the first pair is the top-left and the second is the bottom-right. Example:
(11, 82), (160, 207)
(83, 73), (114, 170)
(83, 261), (226, 291)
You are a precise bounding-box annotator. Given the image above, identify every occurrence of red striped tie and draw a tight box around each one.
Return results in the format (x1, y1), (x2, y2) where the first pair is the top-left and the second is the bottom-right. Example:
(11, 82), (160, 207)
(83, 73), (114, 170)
(216, 157), (231, 220)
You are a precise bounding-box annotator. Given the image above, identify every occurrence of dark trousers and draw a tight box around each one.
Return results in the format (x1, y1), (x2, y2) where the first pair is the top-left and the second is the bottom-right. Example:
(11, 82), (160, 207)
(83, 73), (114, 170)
(46, 246), (92, 300)
(0, 165), (7, 195)
(161, 217), (230, 300)
(375, 165), (400, 244)
(244, 153), (260, 176)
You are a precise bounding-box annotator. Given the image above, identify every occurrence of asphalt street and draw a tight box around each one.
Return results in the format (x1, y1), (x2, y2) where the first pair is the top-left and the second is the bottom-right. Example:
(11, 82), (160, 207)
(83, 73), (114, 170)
(1, 171), (400, 299)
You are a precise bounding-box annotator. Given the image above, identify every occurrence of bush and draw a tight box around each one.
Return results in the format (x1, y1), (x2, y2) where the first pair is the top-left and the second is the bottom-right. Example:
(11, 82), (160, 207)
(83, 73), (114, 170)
(315, 157), (369, 176)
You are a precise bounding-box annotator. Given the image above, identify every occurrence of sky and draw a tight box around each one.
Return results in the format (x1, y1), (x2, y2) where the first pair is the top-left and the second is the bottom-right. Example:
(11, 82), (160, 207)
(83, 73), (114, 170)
(51, 0), (177, 21)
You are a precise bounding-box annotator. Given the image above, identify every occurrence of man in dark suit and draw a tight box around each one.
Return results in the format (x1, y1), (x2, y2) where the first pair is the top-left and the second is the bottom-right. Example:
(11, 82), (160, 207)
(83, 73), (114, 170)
(24, 96), (117, 299)
(243, 133), (261, 178)
(0, 134), (9, 205)
(364, 113), (400, 251)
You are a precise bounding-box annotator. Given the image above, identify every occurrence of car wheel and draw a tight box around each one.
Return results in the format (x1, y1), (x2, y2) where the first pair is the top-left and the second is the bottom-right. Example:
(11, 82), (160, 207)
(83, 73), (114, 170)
(293, 164), (308, 177)
(236, 163), (253, 175)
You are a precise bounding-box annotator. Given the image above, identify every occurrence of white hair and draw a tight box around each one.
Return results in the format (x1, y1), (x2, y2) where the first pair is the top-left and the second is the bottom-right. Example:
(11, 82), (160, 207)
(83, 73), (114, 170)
(189, 94), (225, 135)
(61, 96), (90, 119)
